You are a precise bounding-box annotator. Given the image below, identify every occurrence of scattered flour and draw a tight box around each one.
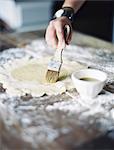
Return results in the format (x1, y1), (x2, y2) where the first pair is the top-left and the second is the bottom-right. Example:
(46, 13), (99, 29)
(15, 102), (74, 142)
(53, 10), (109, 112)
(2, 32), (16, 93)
(0, 39), (114, 148)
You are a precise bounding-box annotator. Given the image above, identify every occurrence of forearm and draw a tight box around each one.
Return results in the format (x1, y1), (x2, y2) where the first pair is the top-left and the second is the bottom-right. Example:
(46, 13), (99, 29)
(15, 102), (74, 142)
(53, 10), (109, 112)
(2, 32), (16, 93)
(62, 0), (85, 13)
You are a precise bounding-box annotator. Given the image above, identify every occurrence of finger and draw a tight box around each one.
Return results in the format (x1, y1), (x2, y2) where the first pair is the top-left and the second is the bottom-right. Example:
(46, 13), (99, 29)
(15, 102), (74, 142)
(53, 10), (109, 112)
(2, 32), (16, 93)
(49, 28), (58, 49)
(66, 27), (72, 45)
(66, 33), (72, 45)
(62, 24), (72, 45)
(45, 22), (57, 49)
(55, 22), (65, 49)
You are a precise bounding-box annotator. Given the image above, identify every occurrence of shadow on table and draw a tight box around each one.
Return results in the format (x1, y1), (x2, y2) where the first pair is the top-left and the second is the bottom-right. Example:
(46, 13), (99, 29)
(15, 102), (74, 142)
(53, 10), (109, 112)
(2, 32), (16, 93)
(78, 131), (114, 150)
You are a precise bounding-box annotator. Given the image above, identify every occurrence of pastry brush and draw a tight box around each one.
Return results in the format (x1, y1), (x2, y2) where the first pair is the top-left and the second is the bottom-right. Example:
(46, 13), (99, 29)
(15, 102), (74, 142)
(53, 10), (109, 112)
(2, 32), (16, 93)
(46, 25), (70, 83)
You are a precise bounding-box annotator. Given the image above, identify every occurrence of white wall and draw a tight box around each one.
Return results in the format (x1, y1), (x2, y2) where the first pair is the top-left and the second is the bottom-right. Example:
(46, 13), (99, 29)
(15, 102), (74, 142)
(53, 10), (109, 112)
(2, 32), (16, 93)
(16, 1), (52, 32)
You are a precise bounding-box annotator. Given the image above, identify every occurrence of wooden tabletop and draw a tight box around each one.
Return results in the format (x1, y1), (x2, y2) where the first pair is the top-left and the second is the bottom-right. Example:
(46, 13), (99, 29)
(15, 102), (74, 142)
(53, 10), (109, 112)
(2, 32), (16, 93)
(0, 30), (114, 150)
(0, 30), (114, 51)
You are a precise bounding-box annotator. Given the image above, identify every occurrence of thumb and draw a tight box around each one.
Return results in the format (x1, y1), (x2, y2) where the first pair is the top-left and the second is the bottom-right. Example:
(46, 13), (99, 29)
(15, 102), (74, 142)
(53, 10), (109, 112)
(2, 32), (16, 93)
(64, 24), (72, 45)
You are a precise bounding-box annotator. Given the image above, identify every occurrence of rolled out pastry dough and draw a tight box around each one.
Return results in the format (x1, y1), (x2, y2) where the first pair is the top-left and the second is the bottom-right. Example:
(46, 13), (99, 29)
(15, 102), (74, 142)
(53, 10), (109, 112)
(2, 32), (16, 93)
(0, 57), (86, 96)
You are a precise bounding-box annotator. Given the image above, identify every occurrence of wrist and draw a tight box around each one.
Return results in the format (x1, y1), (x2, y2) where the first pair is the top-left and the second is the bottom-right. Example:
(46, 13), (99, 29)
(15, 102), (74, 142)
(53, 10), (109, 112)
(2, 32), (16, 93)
(53, 7), (74, 22)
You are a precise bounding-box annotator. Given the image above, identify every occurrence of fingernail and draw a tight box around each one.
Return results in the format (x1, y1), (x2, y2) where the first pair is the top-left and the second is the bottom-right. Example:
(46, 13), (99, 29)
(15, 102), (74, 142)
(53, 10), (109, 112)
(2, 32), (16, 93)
(53, 45), (57, 49)
(58, 43), (65, 49)
(62, 42), (66, 48)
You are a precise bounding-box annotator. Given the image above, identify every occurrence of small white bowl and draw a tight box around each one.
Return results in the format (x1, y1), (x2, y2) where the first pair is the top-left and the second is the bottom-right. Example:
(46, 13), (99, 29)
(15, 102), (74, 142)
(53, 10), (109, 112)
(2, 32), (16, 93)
(71, 69), (107, 99)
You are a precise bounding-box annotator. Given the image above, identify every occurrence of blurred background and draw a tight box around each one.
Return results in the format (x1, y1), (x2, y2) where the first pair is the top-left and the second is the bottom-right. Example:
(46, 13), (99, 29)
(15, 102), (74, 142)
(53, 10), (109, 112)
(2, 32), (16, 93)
(0, 0), (114, 42)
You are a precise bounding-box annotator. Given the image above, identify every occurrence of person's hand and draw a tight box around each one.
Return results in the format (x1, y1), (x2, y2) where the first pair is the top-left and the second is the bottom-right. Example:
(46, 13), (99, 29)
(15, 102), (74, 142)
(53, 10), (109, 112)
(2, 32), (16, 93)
(45, 16), (72, 50)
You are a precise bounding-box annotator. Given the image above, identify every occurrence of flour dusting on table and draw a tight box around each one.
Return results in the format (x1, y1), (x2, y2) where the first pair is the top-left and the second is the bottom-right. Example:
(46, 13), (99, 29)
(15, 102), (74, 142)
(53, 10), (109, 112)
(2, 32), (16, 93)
(0, 39), (114, 149)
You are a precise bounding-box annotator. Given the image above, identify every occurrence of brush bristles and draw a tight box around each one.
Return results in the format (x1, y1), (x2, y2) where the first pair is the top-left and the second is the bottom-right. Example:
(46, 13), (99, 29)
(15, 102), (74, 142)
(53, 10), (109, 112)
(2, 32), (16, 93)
(46, 70), (59, 83)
